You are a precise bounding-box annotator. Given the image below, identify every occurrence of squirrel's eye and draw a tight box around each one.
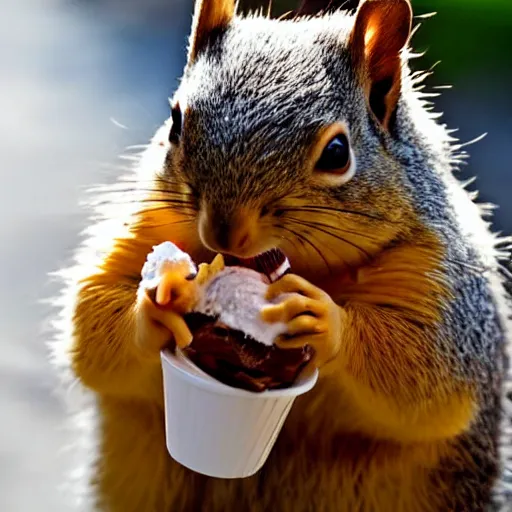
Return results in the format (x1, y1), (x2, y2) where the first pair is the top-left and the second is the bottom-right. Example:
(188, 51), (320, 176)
(169, 104), (182, 144)
(315, 134), (351, 173)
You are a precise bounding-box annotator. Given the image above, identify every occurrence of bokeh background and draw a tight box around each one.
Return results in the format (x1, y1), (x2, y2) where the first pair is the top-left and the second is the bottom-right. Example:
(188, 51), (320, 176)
(0, 0), (510, 510)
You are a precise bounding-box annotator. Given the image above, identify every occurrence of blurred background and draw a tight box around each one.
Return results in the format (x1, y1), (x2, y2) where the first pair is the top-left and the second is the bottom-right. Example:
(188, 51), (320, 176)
(0, 0), (510, 510)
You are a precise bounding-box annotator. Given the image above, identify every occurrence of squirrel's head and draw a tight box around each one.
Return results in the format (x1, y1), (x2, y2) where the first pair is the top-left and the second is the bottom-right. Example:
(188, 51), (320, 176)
(163, 0), (417, 275)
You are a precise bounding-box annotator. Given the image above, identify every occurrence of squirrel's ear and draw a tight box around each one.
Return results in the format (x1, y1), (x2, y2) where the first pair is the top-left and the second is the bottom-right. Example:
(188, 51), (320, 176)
(187, 0), (235, 65)
(350, 0), (412, 129)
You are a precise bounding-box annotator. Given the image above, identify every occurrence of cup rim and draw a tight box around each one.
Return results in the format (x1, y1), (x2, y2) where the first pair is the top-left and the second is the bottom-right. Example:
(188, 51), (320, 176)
(161, 349), (318, 399)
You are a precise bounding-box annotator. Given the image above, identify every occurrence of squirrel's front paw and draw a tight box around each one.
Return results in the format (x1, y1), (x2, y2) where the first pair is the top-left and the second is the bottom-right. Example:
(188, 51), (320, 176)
(136, 270), (196, 354)
(261, 274), (343, 367)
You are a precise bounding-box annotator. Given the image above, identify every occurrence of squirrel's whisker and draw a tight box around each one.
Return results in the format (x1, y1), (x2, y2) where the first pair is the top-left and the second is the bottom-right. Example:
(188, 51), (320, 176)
(107, 176), (185, 186)
(135, 205), (196, 216)
(285, 218), (373, 261)
(132, 214), (195, 230)
(94, 191), (193, 199)
(285, 216), (379, 242)
(278, 225), (332, 274)
(272, 225), (308, 266)
(289, 227), (343, 267)
(92, 199), (196, 211)
(138, 198), (195, 205)
(282, 205), (393, 224)
(277, 229), (316, 275)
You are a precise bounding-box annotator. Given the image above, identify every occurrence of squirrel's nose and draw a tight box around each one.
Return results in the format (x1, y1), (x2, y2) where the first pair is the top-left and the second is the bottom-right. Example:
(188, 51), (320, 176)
(214, 219), (233, 251)
(199, 207), (257, 257)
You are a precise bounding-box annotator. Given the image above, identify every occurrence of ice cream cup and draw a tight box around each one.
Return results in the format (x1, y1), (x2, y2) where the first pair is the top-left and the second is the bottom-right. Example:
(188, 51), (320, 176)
(160, 348), (318, 479)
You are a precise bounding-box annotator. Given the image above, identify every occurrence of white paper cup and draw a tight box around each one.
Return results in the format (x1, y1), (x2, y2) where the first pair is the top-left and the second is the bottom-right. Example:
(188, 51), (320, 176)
(160, 349), (318, 479)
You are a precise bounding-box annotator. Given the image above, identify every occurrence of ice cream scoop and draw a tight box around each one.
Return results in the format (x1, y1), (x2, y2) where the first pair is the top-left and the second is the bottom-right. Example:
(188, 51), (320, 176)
(141, 243), (313, 392)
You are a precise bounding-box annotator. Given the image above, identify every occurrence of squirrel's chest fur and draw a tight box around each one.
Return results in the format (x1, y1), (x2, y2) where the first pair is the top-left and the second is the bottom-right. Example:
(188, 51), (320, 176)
(92, 376), (473, 512)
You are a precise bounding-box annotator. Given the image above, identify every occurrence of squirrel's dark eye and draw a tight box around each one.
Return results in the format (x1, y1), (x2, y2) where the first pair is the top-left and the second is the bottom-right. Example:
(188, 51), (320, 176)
(315, 134), (350, 173)
(169, 104), (182, 144)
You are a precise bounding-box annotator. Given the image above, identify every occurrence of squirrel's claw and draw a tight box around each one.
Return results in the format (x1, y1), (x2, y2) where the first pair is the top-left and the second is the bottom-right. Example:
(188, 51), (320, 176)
(153, 272), (195, 347)
(261, 274), (344, 368)
(196, 264), (210, 286)
(196, 253), (225, 286)
(136, 292), (194, 354)
(156, 271), (177, 306)
(166, 312), (194, 349)
(210, 253), (225, 274)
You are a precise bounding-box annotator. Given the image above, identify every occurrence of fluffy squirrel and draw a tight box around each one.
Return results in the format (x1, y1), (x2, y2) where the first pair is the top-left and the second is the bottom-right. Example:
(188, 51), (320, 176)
(51, 0), (512, 510)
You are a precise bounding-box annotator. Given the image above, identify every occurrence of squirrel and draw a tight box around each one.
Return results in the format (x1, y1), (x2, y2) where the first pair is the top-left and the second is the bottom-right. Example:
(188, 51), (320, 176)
(51, 0), (512, 510)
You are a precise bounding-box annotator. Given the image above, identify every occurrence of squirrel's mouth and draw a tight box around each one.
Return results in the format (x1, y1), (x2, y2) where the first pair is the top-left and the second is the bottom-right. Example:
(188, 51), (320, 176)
(223, 248), (290, 282)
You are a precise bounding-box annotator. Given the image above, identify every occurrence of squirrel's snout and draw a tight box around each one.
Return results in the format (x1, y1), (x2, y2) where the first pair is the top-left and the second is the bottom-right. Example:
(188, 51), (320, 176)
(198, 206), (259, 258)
